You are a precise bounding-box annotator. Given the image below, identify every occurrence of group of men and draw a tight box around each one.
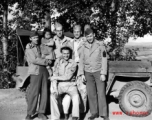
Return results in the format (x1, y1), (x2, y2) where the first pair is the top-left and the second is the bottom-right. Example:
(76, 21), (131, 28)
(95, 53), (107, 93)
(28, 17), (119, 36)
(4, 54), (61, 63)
(25, 22), (109, 120)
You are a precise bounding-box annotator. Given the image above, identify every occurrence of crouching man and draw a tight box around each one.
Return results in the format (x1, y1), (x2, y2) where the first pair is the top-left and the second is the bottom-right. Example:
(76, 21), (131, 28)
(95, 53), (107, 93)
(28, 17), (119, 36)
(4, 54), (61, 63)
(50, 46), (79, 120)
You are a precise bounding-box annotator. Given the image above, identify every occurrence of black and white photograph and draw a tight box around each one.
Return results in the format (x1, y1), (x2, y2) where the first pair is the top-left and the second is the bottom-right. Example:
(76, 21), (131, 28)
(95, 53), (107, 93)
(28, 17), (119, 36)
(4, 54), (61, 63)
(0, 0), (152, 120)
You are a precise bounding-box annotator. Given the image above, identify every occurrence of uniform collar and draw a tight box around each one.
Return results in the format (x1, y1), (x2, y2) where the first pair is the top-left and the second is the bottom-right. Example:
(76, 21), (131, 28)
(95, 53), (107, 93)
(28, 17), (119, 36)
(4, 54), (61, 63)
(60, 58), (73, 64)
(55, 35), (69, 44)
(84, 40), (101, 55)
(74, 37), (81, 42)
(84, 39), (99, 48)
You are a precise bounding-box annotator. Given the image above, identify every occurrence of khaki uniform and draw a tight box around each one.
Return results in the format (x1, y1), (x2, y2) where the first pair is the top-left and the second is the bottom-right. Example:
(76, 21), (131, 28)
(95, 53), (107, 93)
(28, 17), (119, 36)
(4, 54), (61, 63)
(25, 43), (47, 75)
(78, 40), (108, 117)
(51, 59), (79, 120)
(53, 35), (74, 59)
(78, 40), (107, 75)
(62, 37), (87, 115)
(25, 43), (49, 115)
(50, 35), (74, 100)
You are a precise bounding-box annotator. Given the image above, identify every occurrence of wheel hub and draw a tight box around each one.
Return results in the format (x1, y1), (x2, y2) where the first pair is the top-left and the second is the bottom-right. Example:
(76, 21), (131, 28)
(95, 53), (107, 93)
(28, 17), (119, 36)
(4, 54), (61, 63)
(128, 91), (146, 108)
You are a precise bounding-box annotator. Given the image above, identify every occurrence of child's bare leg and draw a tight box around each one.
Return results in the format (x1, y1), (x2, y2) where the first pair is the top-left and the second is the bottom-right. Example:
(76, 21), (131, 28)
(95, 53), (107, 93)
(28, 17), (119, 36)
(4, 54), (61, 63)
(46, 66), (53, 77)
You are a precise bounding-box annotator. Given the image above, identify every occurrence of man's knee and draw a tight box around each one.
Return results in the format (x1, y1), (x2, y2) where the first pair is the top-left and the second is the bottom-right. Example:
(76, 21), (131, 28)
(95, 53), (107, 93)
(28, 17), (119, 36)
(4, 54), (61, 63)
(51, 94), (58, 101)
(72, 94), (79, 104)
(62, 94), (71, 106)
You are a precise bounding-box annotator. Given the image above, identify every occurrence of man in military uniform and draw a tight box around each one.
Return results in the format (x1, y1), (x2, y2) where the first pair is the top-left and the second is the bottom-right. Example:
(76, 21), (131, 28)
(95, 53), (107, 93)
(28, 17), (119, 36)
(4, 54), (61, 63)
(78, 28), (109, 120)
(53, 22), (74, 58)
(50, 46), (79, 120)
(62, 25), (87, 120)
(25, 32), (52, 120)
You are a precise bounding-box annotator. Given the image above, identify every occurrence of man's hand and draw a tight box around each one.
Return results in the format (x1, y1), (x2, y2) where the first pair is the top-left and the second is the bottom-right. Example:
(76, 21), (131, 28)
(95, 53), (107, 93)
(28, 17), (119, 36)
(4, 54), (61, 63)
(45, 59), (49, 65)
(77, 75), (86, 83)
(50, 76), (57, 81)
(45, 59), (52, 65)
(100, 74), (106, 81)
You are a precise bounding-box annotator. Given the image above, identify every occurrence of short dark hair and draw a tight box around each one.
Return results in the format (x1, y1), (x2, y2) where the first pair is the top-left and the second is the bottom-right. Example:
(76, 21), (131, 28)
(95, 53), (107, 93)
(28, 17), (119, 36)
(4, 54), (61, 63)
(60, 46), (73, 54)
(43, 28), (52, 37)
(84, 28), (94, 36)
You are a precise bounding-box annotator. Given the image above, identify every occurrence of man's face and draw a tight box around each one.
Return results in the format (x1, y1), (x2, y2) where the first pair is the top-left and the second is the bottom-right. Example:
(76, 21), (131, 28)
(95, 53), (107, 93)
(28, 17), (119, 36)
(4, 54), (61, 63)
(30, 36), (39, 45)
(86, 33), (94, 44)
(56, 27), (63, 38)
(73, 28), (81, 39)
(62, 49), (70, 61)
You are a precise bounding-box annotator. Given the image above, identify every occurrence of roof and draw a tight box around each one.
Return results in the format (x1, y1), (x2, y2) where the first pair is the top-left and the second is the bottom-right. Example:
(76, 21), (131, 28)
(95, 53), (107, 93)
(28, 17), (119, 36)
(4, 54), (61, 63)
(16, 28), (74, 38)
(16, 28), (42, 36)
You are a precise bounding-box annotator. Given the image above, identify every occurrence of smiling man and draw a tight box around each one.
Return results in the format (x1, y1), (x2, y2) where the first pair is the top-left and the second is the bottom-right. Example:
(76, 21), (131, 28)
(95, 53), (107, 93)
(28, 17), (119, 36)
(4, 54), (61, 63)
(50, 46), (79, 120)
(53, 22), (74, 59)
(78, 28), (109, 120)
(25, 32), (52, 120)
(61, 25), (87, 120)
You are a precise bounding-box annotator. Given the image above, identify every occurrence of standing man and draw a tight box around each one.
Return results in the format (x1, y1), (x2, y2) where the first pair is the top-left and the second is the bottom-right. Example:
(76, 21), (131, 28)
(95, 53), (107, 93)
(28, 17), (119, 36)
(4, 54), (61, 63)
(53, 22), (74, 59)
(51, 22), (75, 120)
(78, 28), (109, 120)
(25, 32), (52, 120)
(73, 25), (87, 117)
(62, 24), (87, 120)
(50, 46), (79, 120)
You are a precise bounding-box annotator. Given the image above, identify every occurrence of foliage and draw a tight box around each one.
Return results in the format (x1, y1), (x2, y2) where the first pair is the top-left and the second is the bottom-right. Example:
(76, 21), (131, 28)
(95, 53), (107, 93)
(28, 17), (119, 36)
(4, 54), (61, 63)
(0, 0), (51, 88)
(0, 0), (19, 88)
(10, 0), (51, 30)
(0, 31), (17, 88)
(108, 47), (138, 61)
(50, 0), (152, 60)
(1, 0), (152, 88)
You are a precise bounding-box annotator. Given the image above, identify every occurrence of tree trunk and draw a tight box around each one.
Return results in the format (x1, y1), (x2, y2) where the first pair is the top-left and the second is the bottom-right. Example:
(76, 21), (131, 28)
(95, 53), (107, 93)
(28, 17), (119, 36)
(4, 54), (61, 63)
(2, 0), (8, 62)
(110, 0), (119, 50)
(44, 10), (51, 30)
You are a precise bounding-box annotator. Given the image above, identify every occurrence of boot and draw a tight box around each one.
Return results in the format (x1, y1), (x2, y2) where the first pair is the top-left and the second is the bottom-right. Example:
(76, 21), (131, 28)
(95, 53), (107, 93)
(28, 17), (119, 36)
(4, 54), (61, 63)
(103, 116), (110, 120)
(88, 113), (99, 120)
(25, 114), (33, 120)
(64, 114), (69, 120)
(72, 117), (78, 120)
(38, 113), (47, 120)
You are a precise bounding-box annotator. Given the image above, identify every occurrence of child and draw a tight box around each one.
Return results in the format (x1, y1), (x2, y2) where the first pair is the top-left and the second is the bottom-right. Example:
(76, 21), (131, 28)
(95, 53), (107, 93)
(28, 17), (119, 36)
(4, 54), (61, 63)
(40, 28), (58, 95)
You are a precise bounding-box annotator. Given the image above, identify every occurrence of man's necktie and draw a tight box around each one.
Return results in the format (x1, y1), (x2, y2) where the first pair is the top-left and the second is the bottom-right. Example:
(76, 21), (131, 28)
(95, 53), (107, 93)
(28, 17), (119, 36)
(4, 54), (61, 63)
(36, 45), (41, 57)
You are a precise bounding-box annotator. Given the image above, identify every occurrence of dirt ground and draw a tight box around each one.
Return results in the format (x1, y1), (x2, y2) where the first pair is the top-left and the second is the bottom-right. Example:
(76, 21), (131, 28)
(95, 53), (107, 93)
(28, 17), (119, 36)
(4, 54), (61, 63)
(0, 89), (26, 120)
(0, 89), (152, 120)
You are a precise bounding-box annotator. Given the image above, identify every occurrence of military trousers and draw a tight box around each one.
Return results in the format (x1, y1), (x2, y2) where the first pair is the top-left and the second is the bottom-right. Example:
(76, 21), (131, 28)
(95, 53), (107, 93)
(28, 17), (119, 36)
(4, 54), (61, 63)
(27, 66), (49, 115)
(51, 82), (79, 120)
(85, 71), (108, 117)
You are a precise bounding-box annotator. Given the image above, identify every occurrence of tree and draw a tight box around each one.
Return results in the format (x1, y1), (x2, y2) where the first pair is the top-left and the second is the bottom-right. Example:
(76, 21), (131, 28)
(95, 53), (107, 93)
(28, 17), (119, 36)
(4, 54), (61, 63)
(50, 0), (152, 50)
(0, 0), (8, 62)
(0, 0), (51, 88)
(10, 0), (51, 30)
(0, 0), (21, 88)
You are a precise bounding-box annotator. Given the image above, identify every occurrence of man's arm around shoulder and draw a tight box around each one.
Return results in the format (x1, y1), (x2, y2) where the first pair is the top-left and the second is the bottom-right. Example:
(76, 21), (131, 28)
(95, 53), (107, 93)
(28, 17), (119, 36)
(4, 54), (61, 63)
(26, 48), (47, 66)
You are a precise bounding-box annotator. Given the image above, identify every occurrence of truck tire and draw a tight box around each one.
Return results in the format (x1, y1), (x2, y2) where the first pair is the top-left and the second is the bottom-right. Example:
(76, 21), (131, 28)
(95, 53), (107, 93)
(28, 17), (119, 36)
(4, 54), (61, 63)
(118, 81), (152, 117)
